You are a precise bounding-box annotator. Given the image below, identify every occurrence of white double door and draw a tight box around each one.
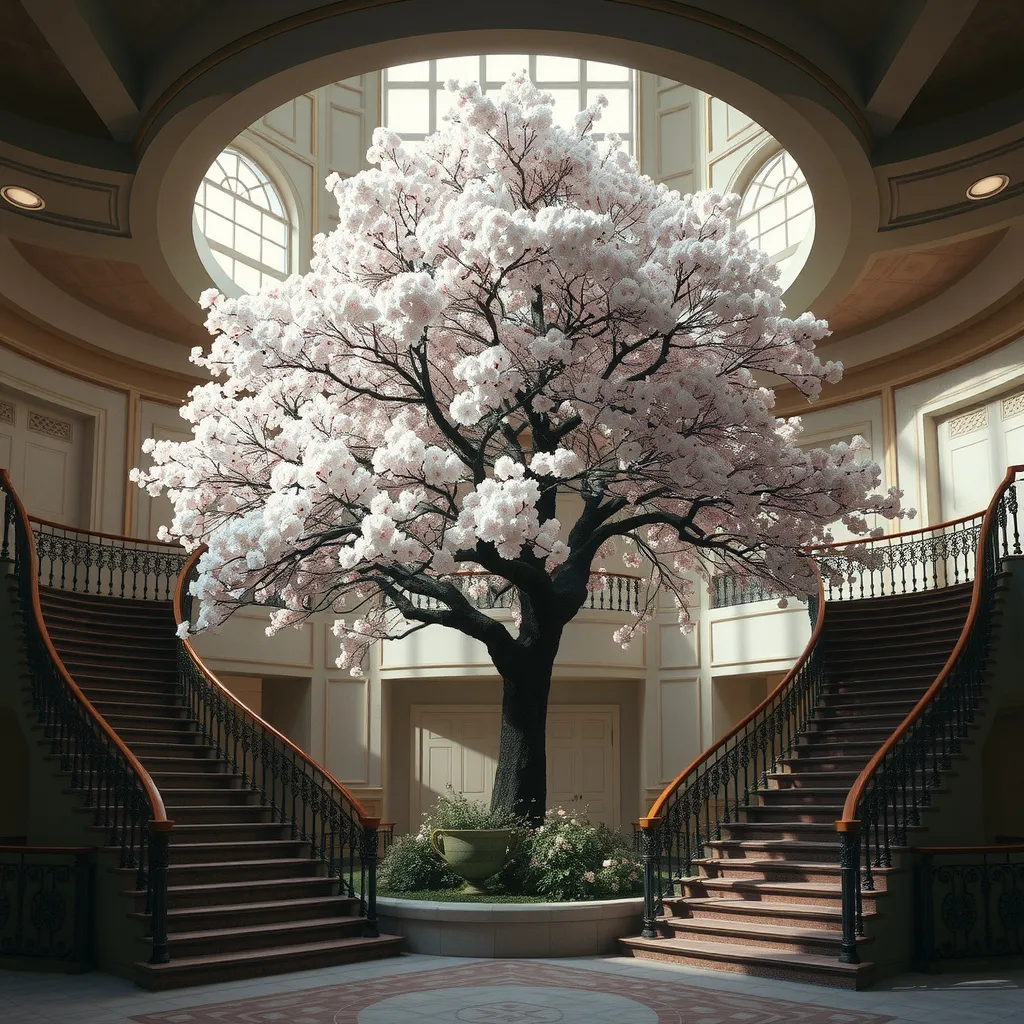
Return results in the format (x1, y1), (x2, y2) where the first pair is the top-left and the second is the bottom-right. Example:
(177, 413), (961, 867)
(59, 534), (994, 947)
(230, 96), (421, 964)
(938, 389), (1024, 520)
(412, 704), (619, 827)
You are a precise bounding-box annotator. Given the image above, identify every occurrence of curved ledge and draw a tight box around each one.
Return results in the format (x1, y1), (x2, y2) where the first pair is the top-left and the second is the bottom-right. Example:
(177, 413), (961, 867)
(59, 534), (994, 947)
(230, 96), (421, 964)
(376, 894), (643, 957)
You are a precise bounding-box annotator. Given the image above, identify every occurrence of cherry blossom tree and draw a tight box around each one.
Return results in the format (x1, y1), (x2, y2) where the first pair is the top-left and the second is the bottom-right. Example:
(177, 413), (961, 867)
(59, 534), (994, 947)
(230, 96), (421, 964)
(133, 74), (907, 820)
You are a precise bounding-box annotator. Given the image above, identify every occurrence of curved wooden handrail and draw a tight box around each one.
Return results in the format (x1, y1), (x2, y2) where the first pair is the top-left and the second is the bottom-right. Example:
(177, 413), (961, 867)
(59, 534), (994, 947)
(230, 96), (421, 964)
(811, 509), (982, 552)
(837, 463), (1023, 827)
(0, 469), (168, 824)
(173, 545), (375, 826)
(647, 560), (825, 820)
(27, 514), (179, 548)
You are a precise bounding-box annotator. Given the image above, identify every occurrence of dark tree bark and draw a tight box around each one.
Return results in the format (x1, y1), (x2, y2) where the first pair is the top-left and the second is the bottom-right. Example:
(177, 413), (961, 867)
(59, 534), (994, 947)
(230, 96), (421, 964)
(490, 663), (553, 823)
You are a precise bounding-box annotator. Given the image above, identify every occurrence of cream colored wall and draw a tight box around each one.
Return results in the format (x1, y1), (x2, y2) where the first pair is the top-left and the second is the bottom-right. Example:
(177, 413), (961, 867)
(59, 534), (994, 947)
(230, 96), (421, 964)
(0, 345), (129, 533)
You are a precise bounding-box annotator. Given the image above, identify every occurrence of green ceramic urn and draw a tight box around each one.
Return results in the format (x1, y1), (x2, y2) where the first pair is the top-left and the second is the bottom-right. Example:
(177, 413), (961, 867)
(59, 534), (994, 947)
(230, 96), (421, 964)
(429, 828), (518, 895)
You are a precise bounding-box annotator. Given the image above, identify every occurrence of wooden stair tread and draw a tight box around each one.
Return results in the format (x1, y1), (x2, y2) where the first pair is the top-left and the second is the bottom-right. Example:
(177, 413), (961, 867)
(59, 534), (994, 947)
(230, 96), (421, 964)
(620, 935), (869, 974)
(150, 895), (359, 921)
(677, 897), (856, 920)
(664, 917), (859, 942)
(152, 917), (362, 943)
(133, 934), (402, 972)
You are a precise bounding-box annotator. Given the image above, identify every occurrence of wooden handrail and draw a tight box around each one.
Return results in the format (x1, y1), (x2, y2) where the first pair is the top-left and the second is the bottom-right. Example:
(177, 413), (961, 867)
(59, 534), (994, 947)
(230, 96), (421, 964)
(837, 463), (1024, 826)
(173, 545), (375, 826)
(810, 509), (983, 552)
(27, 514), (179, 548)
(0, 469), (169, 824)
(647, 560), (825, 820)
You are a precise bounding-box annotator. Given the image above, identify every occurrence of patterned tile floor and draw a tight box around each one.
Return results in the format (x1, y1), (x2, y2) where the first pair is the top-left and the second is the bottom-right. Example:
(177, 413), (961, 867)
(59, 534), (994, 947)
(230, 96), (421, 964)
(0, 956), (1022, 1024)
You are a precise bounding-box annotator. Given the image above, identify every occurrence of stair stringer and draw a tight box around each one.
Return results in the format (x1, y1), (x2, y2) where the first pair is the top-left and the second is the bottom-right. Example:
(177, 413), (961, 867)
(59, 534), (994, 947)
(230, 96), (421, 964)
(0, 574), (149, 978)
(852, 563), (1024, 975)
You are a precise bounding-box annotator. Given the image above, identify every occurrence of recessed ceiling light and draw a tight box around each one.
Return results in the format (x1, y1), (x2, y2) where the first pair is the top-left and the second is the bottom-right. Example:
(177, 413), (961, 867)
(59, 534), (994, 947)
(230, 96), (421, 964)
(966, 174), (1010, 200)
(1, 184), (45, 210)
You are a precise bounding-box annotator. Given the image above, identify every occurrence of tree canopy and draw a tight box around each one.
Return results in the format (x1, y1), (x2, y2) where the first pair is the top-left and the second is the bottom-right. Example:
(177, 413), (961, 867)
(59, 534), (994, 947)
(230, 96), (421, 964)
(134, 73), (907, 677)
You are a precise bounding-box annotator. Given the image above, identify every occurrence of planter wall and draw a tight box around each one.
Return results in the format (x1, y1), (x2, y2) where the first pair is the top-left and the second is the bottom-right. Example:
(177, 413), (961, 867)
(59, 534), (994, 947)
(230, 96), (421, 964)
(377, 895), (643, 957)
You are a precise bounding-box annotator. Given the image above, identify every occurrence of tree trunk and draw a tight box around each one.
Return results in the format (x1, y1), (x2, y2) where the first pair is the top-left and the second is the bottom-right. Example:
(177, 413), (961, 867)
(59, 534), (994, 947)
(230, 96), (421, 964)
(489, 661), (553, 824)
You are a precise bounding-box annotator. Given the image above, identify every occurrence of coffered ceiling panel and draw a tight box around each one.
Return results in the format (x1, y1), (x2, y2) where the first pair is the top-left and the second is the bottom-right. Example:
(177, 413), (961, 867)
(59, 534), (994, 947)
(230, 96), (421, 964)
(12, 240), (208, 347)
(824, 229), (1006, 336)
(0, 0), (111, 137)
(899, 0), (1024, 130)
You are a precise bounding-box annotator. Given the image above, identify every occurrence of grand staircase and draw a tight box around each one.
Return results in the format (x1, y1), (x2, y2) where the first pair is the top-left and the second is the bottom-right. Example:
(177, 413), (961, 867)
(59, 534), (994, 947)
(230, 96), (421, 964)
(34, 585), (402, 987)
(621, 582), (978, 986)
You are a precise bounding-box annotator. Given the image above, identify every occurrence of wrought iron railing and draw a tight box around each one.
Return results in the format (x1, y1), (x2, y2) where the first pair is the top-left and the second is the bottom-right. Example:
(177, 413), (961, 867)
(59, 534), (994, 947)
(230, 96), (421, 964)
(0, 846), (95, 968)
(29, 516), (186, 601)
(709, 570), (804, 609)
(636, 558), (827, 937)
(813, 514), (985, 600)
(175, 550), (382, 934)
(0, 471), (173, 964)
(835, 467), (1022, 963)
(913, 844), (1024, 967)
(395, 570), (643, 614)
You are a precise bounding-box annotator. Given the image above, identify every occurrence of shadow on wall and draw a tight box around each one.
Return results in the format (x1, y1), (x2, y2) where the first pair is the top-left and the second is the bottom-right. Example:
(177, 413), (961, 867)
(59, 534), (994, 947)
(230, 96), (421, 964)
(0, 705), (30, 841)
(983, 707), (1024, 842)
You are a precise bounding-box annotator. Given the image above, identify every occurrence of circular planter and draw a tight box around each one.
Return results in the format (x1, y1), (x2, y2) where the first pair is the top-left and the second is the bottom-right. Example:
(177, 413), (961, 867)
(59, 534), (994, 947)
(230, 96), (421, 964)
(377, 895), (644, 958)
(429, 828), (518, 894)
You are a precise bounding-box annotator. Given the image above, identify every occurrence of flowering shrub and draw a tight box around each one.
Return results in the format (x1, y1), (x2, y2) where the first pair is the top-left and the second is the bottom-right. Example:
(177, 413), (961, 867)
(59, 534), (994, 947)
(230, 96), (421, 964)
(523, 807), (642, 901)
(378, 793), (641, 901)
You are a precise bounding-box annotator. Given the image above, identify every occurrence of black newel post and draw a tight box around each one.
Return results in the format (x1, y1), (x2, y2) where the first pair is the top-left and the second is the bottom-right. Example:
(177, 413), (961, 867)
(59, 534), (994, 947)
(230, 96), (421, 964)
(361, 820), (380, 938)
(837, 820), (861, 964)
(147, 821), (173, 964)
(639, 816), (662, 939)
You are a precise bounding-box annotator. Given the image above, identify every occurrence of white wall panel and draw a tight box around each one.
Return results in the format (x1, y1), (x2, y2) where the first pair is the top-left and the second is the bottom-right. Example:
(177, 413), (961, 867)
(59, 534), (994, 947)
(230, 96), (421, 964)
(325, 677), (369, 783)
(658, 678), (701, 783)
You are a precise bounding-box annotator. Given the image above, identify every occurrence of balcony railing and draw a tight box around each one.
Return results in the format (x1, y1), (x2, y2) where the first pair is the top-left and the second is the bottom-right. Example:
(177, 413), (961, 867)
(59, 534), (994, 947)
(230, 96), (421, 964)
(913, 844), (1024, 967)
(0, 846), (95, 969)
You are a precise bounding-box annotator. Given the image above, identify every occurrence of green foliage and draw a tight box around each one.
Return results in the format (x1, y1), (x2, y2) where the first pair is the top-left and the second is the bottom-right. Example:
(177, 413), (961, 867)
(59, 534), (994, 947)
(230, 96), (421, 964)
(377, 789), (529, 893)
(378, 791), (642, 901)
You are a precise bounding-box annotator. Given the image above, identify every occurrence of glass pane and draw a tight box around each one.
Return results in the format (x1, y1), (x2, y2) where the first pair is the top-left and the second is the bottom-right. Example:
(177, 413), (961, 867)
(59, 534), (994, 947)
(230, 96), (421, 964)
(205, 211), (234, 248)
(204, 183), (235, 218)
(436, 88), (460, 124)
(759, 224), (787, 258)
(234, 262), (261, 294)
(547, 89), (581, 129)
(787, 208), (814, 244)
(262, 240), (287, 271)
(584, 60), (630, 81)
(263, 215), (287, 246)
(589, 88), (630, 134)
(486, 54), (529, 83)
(387, 61), (430, 82)
(235, 199), (262, 232)
(758, 197), (786, 233)
(386, 88), (430, 133)
(235, 225), (262, 261)
(535, 55), (580, 82)
(436, 56), (481, 82)
(213, 251), (233, 275)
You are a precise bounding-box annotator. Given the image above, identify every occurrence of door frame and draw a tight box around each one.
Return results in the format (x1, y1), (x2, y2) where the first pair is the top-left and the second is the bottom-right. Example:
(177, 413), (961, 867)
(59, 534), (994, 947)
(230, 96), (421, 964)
(411, 703), (621, 827)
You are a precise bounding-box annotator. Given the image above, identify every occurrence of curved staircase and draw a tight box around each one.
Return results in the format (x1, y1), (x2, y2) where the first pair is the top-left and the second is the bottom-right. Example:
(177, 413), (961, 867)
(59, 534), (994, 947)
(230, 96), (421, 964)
(621, 584), (973, 986)
(37, 585), (401, 987)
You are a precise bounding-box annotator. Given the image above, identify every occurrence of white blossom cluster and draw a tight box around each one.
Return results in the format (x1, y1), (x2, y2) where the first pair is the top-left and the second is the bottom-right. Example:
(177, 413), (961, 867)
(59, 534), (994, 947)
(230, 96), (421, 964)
(133, 73), (909, 669)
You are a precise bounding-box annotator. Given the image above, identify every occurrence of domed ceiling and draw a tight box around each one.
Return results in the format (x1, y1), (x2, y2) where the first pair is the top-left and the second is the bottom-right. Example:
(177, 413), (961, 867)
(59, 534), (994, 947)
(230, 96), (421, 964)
(0, 0), (1023, 410)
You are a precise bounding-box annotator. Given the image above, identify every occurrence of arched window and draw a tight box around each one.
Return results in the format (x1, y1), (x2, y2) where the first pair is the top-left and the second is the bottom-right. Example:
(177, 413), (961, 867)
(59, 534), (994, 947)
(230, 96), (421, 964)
(736, 150), (814, 267)
(194, 148), (291, 293)
(383, 56), (635, 153)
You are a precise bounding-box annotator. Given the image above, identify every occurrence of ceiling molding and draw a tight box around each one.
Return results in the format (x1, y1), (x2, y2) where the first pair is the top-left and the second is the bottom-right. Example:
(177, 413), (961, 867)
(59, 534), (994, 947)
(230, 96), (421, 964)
(132, 0), (873, 155)
(883, 132), (1024, 229)
(0, 152), (128, 236)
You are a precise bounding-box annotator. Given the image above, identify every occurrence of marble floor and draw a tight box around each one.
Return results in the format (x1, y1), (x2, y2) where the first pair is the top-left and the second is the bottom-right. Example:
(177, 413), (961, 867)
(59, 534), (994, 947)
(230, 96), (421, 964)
(1, 955), (1022, 1024)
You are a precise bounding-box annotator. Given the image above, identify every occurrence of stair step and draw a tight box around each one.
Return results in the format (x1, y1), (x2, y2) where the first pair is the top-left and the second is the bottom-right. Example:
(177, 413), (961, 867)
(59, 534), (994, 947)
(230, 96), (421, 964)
(148, 772), (244, 789)
(165, 822), (296, 843)
(694, 859), (858, 886)
(658, 916), (863, 955)
(163, 804), (274, 824)
(165, 857), (322, 882)
(148, 915), (367, 957)
(135, 875), (339, 909)
(670, 895), (863, 930)
(145, 894), (360, 930)
(166, 839), (310, 863)
(619, 935), (871, 988)
(704, 839), (840, 863)
(133, 934), (403, 990)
